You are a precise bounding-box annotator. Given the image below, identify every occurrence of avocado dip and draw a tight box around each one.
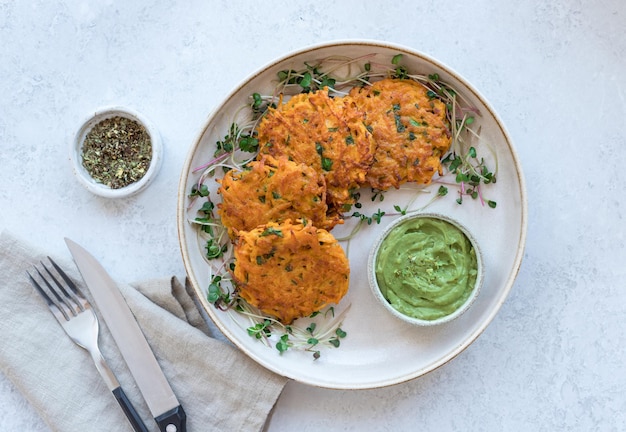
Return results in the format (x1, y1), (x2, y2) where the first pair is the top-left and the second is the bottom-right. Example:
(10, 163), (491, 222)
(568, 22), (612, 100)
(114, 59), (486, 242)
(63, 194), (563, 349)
(374, 216), (478, 321)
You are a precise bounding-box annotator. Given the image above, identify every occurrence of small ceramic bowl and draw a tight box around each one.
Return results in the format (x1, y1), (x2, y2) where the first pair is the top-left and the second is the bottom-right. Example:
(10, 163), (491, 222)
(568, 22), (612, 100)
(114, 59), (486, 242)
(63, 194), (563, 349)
(368, 212), (484, 326)
(70, 106), (162, 198)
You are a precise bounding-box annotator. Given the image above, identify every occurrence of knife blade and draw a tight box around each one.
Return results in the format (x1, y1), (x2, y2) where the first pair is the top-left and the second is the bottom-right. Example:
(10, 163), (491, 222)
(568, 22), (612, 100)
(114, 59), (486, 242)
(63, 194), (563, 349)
(65, 238), (187, 432)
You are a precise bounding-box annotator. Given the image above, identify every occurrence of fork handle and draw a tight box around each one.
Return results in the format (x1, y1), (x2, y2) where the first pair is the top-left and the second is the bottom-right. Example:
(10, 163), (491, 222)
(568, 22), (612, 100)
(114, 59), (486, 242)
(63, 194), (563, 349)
(112, 386), (149, 432)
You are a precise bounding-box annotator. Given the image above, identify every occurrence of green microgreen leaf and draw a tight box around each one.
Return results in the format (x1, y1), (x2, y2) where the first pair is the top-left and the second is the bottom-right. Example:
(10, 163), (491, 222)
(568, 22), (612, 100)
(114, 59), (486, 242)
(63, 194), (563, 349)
(205, 239), (226, 259)
(239, 136), (259, 153)
(198, 201), (214, 215)
(320, 76), (336, 89)
(207, 275), (231, 307)
(299, 72), (312, 90)
(207, 277), (222, 303)
(276, 334), (290, 354)
(189, 184), (209, 198)
(247, 320), (272, 339)
(394, 204), (407, 215)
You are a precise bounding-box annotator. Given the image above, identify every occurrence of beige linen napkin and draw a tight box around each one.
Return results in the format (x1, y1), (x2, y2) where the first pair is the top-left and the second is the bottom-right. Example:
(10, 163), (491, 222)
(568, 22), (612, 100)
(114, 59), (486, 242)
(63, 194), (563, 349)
(0, 231), (288, 431)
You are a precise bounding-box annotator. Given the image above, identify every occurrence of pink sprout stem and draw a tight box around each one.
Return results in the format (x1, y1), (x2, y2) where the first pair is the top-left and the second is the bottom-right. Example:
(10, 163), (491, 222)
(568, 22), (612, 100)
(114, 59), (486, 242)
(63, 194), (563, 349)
(478, 184), (485, 206)
(192, 152), (231, 173)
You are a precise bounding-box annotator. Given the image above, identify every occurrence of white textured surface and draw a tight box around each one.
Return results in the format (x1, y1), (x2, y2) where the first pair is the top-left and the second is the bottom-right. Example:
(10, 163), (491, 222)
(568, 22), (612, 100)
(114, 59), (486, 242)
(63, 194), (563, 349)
(0, 1), (624, 431)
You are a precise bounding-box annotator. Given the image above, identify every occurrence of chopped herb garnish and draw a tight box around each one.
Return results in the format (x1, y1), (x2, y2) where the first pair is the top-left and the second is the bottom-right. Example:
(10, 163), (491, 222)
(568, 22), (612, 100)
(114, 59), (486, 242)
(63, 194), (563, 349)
(260, 227), (283, 237)
(394, 113), (405, 133)
(321, 157), (333, 171)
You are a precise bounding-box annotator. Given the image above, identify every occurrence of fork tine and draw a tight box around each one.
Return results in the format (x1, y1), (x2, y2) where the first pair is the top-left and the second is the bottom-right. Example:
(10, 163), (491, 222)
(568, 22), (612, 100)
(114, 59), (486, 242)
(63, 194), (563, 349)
(35, 267), (72, 309)
(48, 257), (80, 293)
(47, 257), (87, 311)
(38, 265), (81, 318)
(27, 271), (54, 306)
(43, 258), (86, 313)
(27, 269), (72, 321)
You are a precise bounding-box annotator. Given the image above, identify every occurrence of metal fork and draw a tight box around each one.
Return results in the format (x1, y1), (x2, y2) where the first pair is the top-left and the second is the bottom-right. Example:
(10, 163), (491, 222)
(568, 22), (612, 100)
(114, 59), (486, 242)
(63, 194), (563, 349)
(27, 257), (149, 432)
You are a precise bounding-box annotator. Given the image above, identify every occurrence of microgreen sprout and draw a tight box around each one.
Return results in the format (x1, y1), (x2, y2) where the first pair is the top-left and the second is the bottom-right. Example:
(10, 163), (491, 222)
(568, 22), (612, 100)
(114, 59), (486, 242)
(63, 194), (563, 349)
(189, 183), (209, 198)
(393, 205), (408, 216)
(336, 208), (387, 241)
(441, 142), (497, 208)
(215, 123), (259, 158)
(207, 275), (235, 310)
(371, 190), (385, 202)
(351, 208), (386, 225)
(235, 301), (350, 359)
(191, 193), (229, 260)
(276, 334), (290, 353)
(276, 63), (337, 94)
(247, 319), (272, 339)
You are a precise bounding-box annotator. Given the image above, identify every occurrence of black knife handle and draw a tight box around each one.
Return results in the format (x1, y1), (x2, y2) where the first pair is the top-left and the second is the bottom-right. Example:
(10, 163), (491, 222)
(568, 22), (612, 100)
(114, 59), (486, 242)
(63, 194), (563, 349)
(155, 405), (187, 432)
(112, 386), (149, 432)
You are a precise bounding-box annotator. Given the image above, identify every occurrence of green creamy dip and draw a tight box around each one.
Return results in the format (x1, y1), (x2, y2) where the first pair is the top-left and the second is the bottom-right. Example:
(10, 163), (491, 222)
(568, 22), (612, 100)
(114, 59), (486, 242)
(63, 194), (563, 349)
(375, 216), (478, 321)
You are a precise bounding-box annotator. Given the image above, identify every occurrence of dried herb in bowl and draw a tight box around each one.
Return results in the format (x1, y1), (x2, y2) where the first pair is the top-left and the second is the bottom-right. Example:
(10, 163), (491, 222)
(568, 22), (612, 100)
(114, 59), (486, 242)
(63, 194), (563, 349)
(81, 116), (152, 189)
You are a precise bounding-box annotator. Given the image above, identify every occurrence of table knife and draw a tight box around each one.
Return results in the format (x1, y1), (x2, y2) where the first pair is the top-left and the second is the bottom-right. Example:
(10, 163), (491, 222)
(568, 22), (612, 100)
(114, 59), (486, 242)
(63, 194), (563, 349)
(65, 238), (187, 432)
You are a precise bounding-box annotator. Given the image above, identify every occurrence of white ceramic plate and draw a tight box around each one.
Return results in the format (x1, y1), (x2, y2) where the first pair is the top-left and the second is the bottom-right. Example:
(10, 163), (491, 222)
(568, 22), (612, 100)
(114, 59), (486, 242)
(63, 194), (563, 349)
(177, 40), (527, 389)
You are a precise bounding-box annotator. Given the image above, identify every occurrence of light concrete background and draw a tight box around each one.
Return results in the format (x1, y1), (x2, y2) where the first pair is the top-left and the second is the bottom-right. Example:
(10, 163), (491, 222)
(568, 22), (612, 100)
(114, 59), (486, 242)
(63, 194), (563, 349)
(1, 1), (624, 430)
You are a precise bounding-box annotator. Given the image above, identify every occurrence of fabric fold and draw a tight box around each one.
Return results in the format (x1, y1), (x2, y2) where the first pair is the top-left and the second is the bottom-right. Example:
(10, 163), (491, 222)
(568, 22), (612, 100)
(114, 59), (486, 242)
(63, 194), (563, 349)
(0, 231), (288, 432)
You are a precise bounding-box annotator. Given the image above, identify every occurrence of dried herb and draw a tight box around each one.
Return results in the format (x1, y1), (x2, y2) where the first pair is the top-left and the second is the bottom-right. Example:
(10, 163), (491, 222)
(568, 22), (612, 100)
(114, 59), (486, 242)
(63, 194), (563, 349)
(81, 116), (152, 189)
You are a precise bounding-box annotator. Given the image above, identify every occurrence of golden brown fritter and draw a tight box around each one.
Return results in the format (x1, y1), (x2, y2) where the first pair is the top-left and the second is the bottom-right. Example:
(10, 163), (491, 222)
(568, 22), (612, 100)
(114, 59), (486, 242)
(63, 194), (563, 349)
(217, 156), (340, 237)
(349, 79), (452, 190)
(232, 219), (350, 324)
(256, 88), (375, 211)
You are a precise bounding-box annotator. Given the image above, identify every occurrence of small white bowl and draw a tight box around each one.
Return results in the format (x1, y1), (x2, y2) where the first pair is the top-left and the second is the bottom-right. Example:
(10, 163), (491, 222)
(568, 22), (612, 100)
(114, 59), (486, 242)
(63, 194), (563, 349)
(70, 106), (162, 198)
(368, 213), (484, 326)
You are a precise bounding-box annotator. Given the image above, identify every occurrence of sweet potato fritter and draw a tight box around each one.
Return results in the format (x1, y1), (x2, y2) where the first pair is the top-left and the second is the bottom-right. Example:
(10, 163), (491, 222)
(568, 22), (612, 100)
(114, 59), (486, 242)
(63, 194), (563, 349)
(256, 88), (375, 211)
(349, 79), (452, 190)
(217, 156), (340, 237)
(232, 219), (350, 324)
